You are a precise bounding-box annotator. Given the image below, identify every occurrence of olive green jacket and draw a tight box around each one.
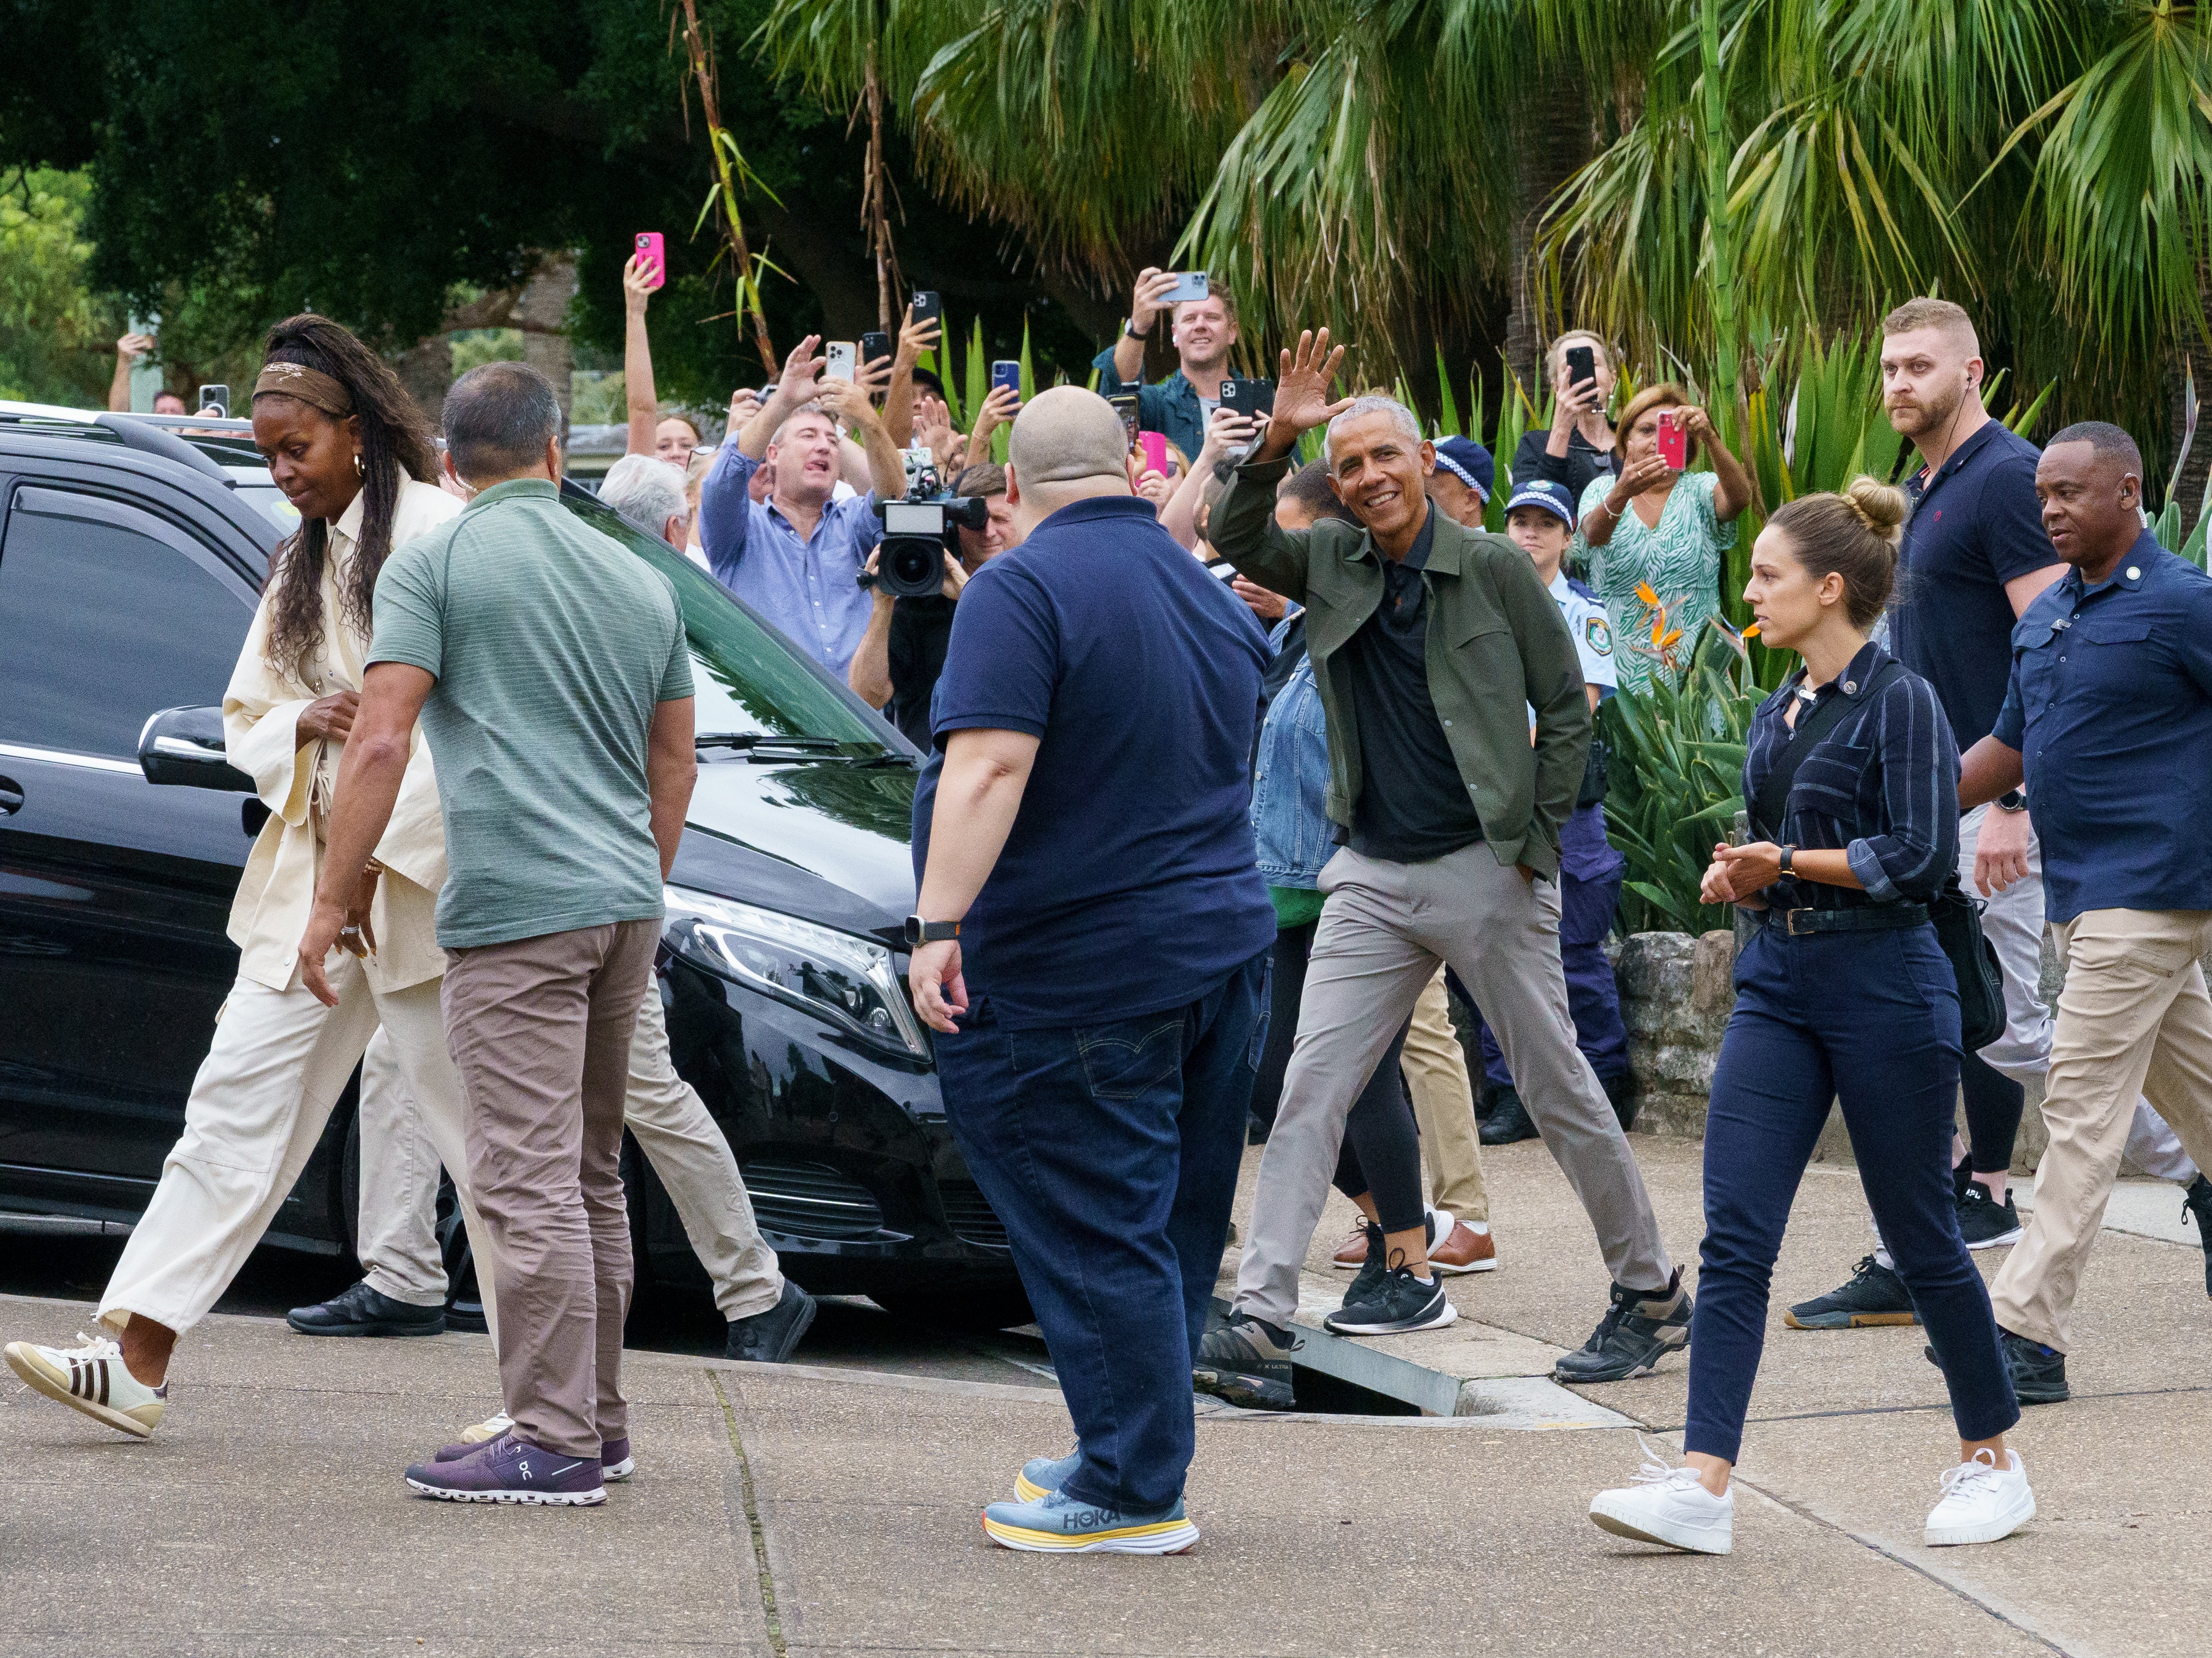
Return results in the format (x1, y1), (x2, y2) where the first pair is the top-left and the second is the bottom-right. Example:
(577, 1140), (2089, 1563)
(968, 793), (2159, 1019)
(1214, 451), (1590, 878)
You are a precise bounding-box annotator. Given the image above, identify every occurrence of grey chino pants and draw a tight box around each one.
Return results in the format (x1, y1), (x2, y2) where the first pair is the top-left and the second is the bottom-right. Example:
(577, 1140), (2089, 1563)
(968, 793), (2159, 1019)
(1235, 844), (1674, 1327)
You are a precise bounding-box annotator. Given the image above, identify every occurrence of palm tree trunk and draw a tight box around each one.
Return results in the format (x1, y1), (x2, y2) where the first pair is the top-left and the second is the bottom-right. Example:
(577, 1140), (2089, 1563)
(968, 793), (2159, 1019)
(1504, 59), (1589, 393)
(864, 51), (901, 334)
(679, 0), (778, 377)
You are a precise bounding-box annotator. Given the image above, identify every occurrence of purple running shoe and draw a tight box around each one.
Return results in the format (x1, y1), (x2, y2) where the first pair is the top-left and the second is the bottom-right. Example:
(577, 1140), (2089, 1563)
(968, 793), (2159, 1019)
(406, 1433), (605, 1505)
(434, 1429), (632, 1479)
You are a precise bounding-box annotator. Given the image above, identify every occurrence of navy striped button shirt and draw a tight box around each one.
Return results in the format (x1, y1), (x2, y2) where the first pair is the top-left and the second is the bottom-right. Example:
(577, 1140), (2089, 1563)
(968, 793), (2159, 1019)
(1743, 639), (1959, 913)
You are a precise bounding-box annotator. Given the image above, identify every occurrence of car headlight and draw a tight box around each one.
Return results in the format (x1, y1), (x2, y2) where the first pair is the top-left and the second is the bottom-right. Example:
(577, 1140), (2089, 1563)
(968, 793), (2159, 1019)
(662, 885), (929, 1062)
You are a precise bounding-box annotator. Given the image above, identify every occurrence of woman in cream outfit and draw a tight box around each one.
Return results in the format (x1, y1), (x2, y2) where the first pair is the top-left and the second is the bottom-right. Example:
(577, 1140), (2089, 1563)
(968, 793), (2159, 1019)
(4, 316), (498, 1439)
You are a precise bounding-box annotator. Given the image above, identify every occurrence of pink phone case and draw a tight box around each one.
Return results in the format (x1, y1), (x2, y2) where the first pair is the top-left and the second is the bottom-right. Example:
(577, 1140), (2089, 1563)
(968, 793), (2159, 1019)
(635, 232), (666, 290)
(1138, 431), (1169, 475)
(1656, 410), (1687, 470)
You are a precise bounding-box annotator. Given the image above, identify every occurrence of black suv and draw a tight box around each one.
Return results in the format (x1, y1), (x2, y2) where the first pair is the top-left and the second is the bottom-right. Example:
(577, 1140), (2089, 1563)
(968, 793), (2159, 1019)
(0, 408), (1026, 1329)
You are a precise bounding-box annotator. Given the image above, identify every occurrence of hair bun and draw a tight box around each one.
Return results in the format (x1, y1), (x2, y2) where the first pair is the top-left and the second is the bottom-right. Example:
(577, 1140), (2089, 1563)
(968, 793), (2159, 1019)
(1842, 474), (1908, 545)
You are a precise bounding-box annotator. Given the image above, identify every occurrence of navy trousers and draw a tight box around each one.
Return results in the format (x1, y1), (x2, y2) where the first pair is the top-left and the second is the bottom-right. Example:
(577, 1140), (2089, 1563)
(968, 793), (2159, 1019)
(934, 951), (1268, 1514)
(1475, 860), (1630, 1089)
(1688, 922), (2019, 1462)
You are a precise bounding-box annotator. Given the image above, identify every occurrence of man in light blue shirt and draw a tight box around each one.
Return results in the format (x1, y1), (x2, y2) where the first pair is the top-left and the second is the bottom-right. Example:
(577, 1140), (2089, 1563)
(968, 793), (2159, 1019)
(699, 335), (905, 679)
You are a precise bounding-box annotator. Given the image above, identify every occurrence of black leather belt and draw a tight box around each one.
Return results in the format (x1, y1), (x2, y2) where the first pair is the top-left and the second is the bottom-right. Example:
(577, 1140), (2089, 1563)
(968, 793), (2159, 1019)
(1768, 903), (1928, 936)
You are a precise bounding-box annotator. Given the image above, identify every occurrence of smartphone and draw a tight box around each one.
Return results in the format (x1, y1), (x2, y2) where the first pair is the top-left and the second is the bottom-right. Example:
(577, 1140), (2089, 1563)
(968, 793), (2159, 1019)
(908, 290), (942, 330)
(860, 331), (893, 371)
(1162, 271), (1210, 304)
(824, 342), (857, 383)
(990, 360), (1022, 400)
(634, 232), (666, 290)
(1137, 431), (1170, 476)
(1656, 408), (1687, 470)
(1564, 344), (1596, 394)
(1107, 391), (1140, 448)
(1220, 378), (1275, 419)
(196, 384), (230, 418)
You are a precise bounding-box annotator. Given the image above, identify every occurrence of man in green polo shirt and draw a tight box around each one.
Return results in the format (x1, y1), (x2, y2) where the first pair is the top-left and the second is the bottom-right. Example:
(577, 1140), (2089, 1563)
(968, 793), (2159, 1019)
(297, 361), (697, 1508)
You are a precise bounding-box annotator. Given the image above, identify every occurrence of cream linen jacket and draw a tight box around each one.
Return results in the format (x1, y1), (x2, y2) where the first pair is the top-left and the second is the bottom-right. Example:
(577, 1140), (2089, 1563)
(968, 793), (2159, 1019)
(222, 476), (463, 993)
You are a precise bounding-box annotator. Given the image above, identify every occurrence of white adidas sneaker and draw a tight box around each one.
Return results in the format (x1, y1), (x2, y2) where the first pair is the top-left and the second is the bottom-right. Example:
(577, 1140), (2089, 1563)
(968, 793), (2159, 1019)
(1925, 1448), (2035, 1546)
(5, 1333), (168, 1438)
(1589, 1438), (1734, 1554)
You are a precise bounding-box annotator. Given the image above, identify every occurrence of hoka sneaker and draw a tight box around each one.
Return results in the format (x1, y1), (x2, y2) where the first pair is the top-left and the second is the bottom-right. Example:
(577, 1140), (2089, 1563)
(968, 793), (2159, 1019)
(1554, 1270), (1692, 1383)
(405, 1432), (605, 1505)
(1785, 1255), (1920, 1329)
(434, 1417), (632, 1479)
(1955, 1183), (2024, 1249)
(5, 1332), (167, 1439)
(1192, 1311), (1301, 1411)
(1588, 1437), (1733, 1554)
(1324, 1264), (1457, 1336)
(1015, 1449), (1080, 1502)
(981, 1489), (1199, 1554)
(1925, 1448), (2034, 1546)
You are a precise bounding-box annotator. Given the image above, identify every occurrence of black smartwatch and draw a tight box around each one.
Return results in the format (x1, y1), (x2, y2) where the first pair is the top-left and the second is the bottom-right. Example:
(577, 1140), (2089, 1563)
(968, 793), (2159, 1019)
(1124, 319), (1148, 340)
(904, 916), (960, 946)
(1995, 789), (2028, 813)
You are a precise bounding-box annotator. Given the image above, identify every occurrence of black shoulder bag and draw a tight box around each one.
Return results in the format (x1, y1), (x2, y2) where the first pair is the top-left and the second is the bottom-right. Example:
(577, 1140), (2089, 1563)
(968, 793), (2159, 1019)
(1751, 661), (2005, 1051)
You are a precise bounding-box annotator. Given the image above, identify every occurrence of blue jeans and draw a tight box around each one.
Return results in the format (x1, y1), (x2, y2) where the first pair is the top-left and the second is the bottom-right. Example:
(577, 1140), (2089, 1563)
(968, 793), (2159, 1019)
(934, 951), (1268, 1514)
(1688, 921), (2019, 1462)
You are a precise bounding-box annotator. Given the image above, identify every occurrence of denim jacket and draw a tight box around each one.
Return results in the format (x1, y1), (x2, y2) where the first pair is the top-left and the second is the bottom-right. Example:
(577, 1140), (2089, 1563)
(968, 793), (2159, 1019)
(1250, 654), (1334, 887)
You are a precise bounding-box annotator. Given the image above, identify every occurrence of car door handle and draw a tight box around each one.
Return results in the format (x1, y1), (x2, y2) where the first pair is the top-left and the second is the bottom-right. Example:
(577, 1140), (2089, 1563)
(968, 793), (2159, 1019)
(0, 775), (21, 815)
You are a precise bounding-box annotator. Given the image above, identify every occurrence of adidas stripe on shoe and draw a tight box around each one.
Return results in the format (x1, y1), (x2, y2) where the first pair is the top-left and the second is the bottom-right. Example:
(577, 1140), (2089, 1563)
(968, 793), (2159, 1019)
(5, 1332), (168, 1439)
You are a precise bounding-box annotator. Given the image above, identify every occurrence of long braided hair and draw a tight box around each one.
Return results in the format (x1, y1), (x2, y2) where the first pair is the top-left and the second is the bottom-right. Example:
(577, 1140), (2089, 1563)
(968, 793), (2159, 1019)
(257, 315), (438, 680)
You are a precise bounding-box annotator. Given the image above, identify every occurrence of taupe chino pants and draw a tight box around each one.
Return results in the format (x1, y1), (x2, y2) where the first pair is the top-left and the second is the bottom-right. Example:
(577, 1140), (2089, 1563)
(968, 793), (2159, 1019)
(1989, 907), (2212, 1352)
(442, 918), (659, 1459)
(1235, 844), (1672, 1327)
(1402, 969), (1489, 1223)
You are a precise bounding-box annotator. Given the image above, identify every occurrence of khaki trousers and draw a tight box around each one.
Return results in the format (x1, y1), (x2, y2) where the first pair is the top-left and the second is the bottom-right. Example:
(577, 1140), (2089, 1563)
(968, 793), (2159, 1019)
(355, 985), (785, 1323)
(443, 919), (658, 1459)
(100, 955), (498, 1346)
(1990, 908), (2212, 1352)
(1401, 969), (1488, 1223)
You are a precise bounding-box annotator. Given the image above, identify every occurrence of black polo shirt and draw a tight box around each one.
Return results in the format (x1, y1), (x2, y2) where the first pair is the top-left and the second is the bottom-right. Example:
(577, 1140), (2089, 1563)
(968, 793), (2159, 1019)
(885, 594), (954, 752)
(1891, 419), (2056, 748)
(1341, 508), (1485, 863)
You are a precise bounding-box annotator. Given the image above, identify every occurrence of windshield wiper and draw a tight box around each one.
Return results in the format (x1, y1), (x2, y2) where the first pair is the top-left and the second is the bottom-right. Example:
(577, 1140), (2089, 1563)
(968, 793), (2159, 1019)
(694, 732), (845, 752)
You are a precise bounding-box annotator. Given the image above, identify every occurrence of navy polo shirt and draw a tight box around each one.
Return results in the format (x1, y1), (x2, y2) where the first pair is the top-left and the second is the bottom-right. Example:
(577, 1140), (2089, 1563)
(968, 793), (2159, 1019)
(912, 495), (1277, 1028)
(1891, 420), (2059, 748)
(1993, 533), (2212, 923)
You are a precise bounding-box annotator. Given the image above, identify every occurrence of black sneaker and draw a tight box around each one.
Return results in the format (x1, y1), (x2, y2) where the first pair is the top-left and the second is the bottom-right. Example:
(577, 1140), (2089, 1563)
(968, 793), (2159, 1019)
(1955, 1183), (2024, 1249)
(1785, 1255), (1919, 1330)
(725, 1280), (818, 1363)
(286, 1279), (446, 1338)
(1553, 1269), (1691, 1383)
(1929, 1327), (2068, 1404)
(1342, 1212), (1451, 1307)
(1324, 1264), (1457, 1336)
(1953, 1157), (1974, 1204)
(1479, 1087), (1537, 1146)
(1193, 1312), (1301, 1410)
(2182, 1175), (2212, 1298)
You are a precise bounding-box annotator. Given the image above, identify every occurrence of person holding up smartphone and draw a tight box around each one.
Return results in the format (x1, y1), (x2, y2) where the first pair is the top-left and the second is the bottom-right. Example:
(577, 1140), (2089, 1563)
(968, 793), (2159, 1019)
(1512, 330), (1622, 504)
(1578, 383), (1753, 694)
(1092, 267), (1239, 463)
(621, 247), (704, 470)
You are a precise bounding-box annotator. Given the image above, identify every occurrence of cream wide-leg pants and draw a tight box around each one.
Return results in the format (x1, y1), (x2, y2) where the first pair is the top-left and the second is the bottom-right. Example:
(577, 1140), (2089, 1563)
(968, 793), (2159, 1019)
(99, 952), (500, 1345)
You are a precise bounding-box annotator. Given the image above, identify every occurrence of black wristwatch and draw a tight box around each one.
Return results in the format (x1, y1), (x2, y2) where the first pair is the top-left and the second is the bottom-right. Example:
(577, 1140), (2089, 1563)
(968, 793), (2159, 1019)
(1124, 319), (1148, 340)
(1778, 844), (1797, 875)
(904, 916), (960, 946)
(1995, 790), (2028, 813)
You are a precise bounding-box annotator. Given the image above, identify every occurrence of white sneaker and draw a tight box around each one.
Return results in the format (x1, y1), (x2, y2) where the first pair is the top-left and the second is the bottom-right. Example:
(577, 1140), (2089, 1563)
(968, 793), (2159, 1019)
(458, 1410), (514, 1445)
(1925, 1448), (2034, 1546)
(1589, 1437), (1733, 1554)
(5, 1332), (167, 1438)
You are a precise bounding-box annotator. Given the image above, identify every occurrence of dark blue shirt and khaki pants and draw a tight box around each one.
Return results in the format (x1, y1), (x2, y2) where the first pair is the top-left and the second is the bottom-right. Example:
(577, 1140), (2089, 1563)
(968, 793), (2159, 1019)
(1985, 537), (2212, 1355)
(1690, 642), (2017, 1461)
(915, 497), (1276, 1517)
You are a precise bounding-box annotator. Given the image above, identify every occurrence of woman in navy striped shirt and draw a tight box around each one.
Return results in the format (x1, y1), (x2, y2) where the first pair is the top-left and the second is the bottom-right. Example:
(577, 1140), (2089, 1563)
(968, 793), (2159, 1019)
(1589, 478), (2033, 1556)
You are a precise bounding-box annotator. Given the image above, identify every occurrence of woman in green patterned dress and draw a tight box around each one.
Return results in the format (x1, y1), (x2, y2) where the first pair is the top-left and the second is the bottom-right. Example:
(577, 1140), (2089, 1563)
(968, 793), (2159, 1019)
(1577, 382), (1754, 693)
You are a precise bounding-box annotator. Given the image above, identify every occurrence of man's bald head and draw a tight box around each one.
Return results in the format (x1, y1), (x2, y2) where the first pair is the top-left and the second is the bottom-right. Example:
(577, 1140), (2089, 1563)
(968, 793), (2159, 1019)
(1004, 385), (1134, 535)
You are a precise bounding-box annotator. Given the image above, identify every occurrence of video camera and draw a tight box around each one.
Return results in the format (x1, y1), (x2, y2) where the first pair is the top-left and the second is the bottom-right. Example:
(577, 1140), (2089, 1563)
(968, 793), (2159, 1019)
(860, 490), (990, 599)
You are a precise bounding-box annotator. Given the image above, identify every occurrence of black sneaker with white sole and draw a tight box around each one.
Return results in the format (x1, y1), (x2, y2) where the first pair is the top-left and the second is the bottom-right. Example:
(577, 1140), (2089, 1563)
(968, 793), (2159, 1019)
(1553, 1268), (1691, 1383)
(1955, 1183), (2023, 1249)
(1323, 1265), (1457, 1336)
(1193, 1311), (1301, 1410)
(1784, 1254), (1919, 1329)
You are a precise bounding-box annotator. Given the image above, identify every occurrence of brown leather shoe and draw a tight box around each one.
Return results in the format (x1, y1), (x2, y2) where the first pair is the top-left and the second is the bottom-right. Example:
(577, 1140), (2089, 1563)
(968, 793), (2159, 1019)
(1429, 1218), (1497, 1275)
(1331, 1219), (1378, 1270)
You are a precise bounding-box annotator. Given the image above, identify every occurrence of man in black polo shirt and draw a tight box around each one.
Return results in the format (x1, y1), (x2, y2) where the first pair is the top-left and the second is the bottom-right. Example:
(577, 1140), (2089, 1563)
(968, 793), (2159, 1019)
(1788, 297), (2071, 1330)
(847, 463), (1021, 749)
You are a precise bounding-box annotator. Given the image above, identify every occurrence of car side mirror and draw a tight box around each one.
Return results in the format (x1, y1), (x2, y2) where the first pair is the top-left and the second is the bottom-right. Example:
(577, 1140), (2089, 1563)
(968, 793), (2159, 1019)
(139, 705), (255, 792)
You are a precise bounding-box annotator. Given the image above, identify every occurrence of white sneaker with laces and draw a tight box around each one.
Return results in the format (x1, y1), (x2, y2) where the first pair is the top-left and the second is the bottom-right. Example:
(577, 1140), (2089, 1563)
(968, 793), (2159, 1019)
(5, 1332), (168, 1438)
(1588, 1437), (1733, 1554)
(1925, 1448), (2034, 1546)
(459, 1410), (515, 1445)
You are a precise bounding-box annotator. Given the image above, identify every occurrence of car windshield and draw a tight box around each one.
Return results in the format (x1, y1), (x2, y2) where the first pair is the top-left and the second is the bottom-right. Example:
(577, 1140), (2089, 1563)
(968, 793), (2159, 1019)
(559, 487), (890, 752)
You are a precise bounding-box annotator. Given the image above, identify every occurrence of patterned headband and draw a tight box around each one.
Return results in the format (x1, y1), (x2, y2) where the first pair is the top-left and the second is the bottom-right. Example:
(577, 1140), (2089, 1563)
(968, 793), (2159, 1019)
(252, 360), (355, 417)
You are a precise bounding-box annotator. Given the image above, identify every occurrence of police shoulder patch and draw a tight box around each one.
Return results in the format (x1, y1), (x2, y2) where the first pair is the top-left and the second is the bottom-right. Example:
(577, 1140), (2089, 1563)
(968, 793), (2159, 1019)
(1584, 615), (1613, 656)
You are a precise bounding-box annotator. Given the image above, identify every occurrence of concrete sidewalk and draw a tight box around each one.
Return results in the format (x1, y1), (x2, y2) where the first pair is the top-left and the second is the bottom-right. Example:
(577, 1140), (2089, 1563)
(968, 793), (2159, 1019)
(5, 1135), (2208, 1657)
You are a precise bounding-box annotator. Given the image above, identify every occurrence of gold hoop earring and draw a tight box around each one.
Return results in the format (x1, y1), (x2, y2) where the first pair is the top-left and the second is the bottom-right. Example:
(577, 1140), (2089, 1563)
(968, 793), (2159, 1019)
(353, 453), (364, 478)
